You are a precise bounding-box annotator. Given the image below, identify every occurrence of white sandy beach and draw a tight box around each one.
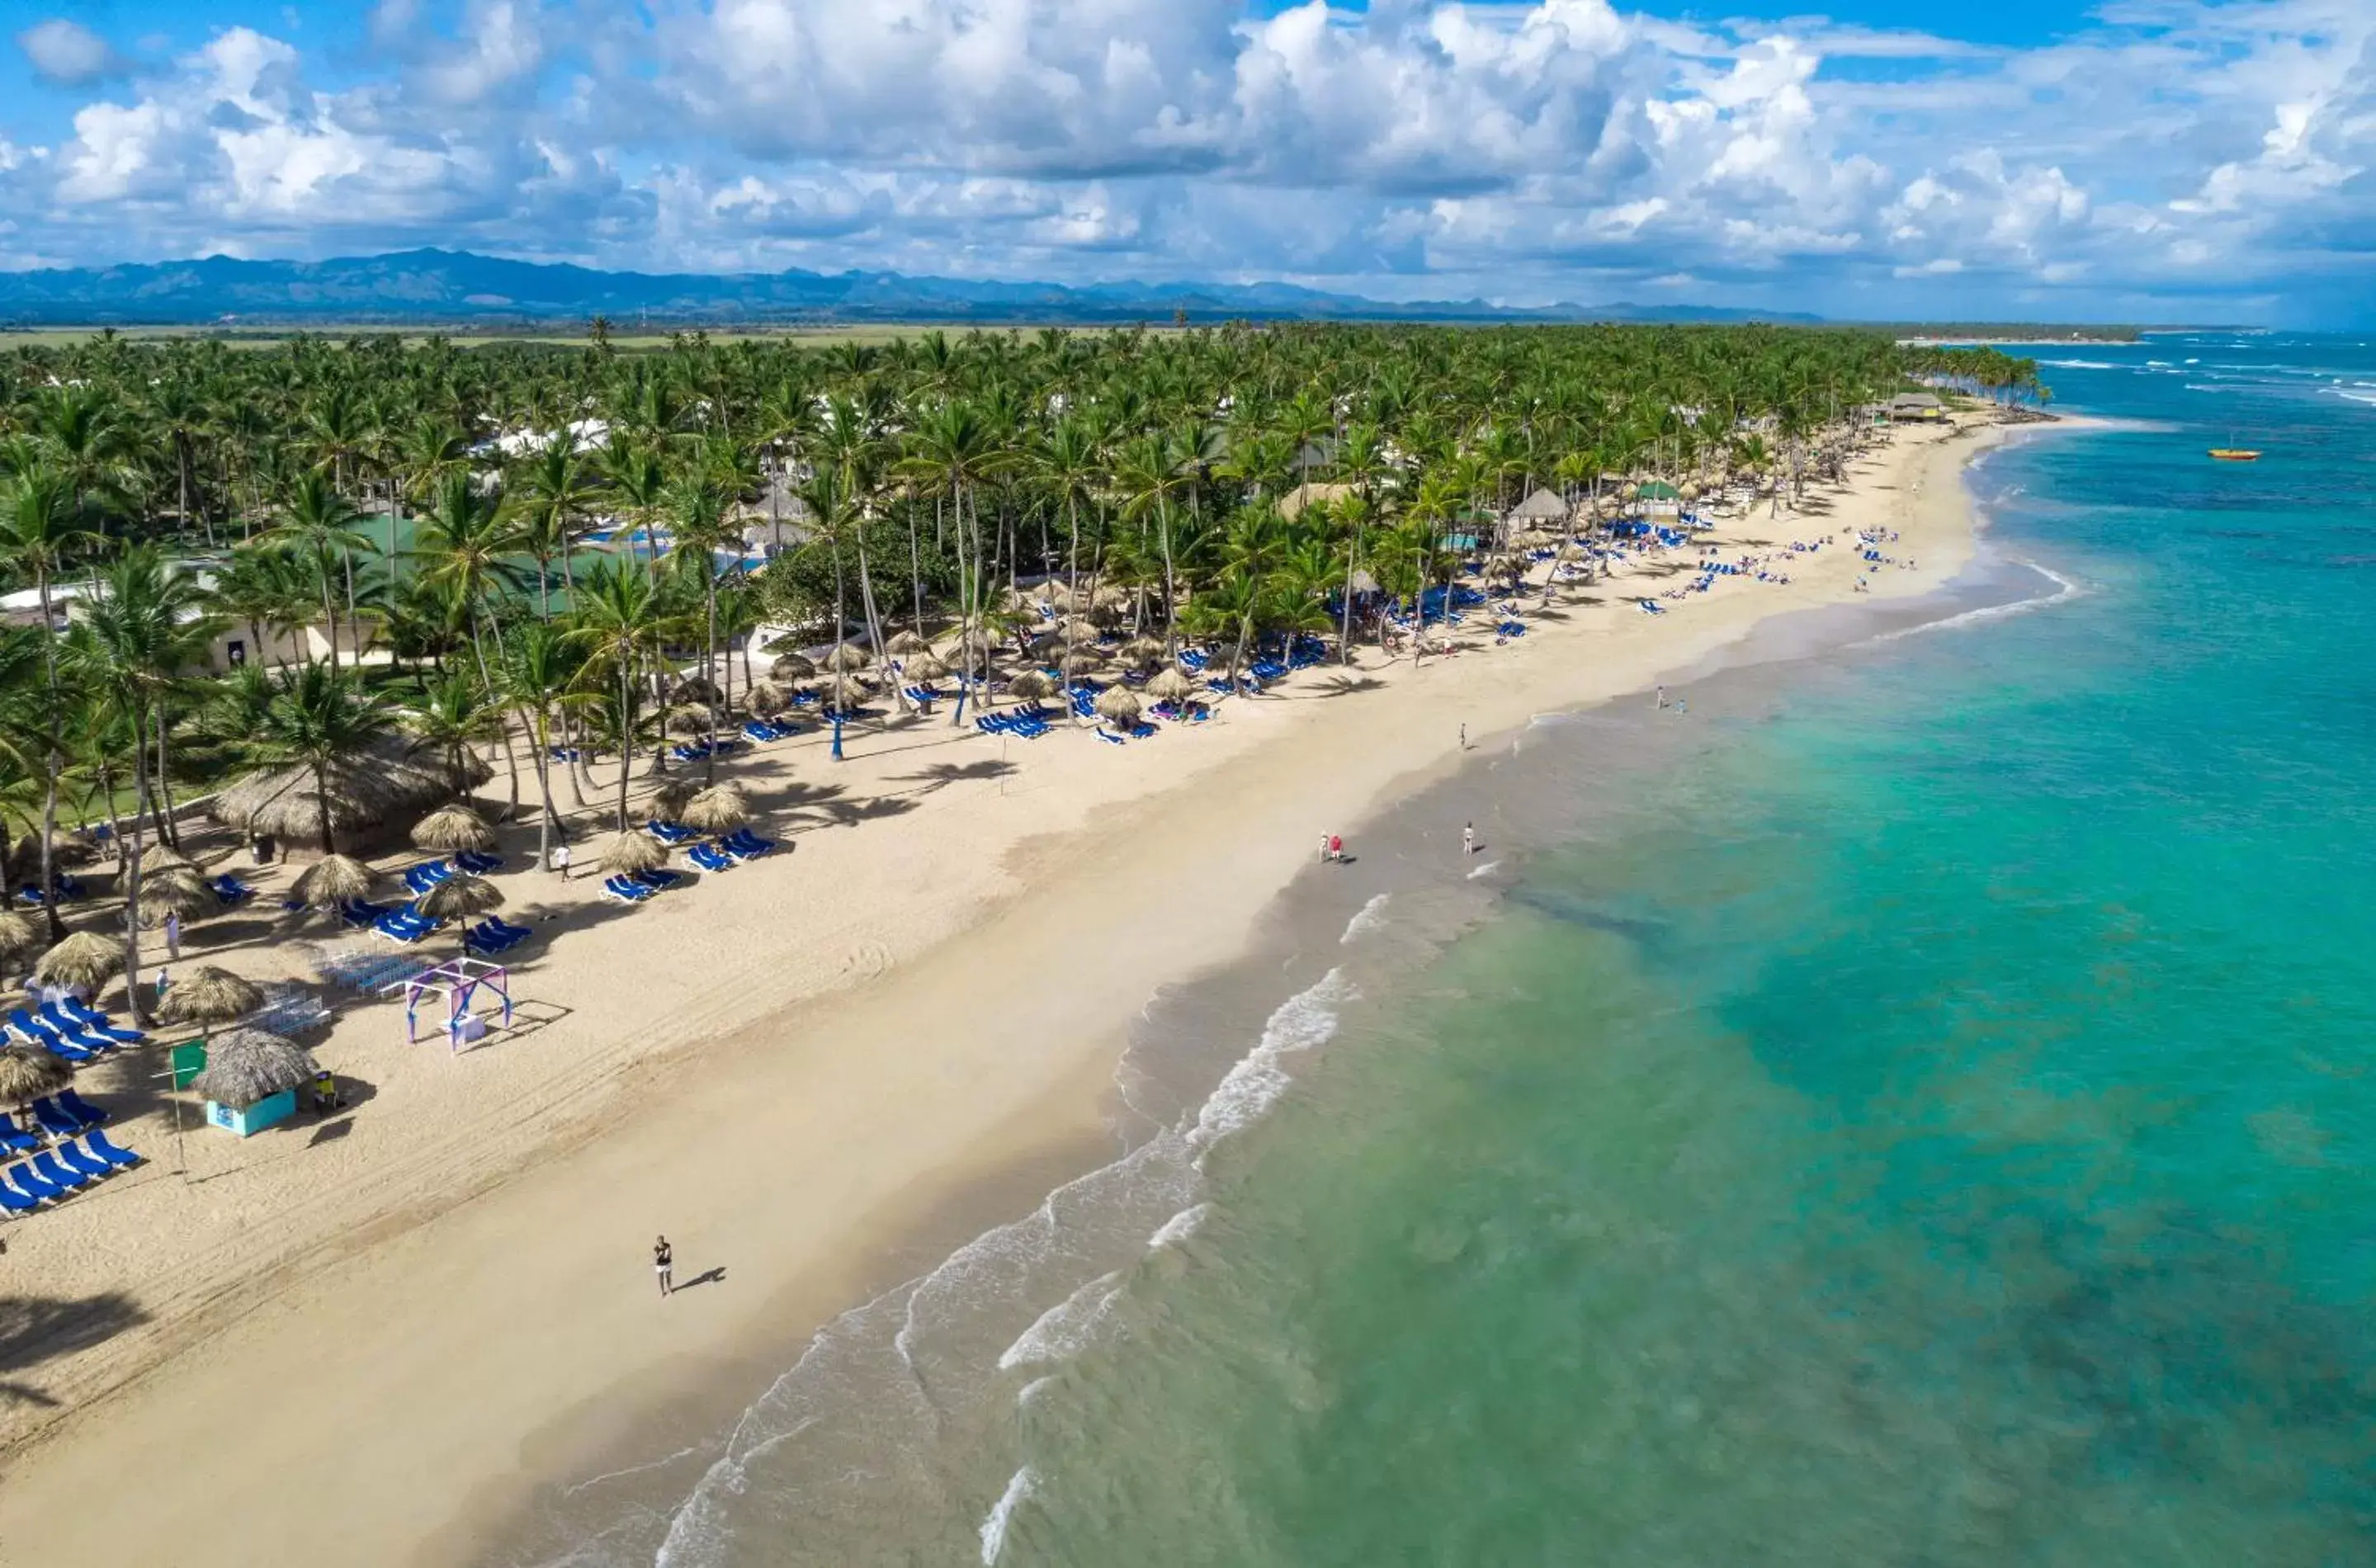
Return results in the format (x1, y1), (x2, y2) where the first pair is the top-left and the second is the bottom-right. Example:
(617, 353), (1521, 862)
(0, 417), (2015, 1564)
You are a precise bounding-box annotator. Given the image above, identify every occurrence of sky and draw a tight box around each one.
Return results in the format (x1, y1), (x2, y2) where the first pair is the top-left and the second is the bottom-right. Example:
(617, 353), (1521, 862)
(1, 1), (2369, 324)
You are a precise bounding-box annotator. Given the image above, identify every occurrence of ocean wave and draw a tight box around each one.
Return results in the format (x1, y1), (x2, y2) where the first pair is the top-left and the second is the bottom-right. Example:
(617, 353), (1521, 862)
(2040, 358), (2115, 370)
(1149, 1202), (1212, 1250)
(999, 1272), (1126, 1372)
(1190, 969), (1357, 1157)
(980, 1466), (1036, 1565)
(2324, 388), (2376, 408)
(1341, 893), (1392, 944)
(1466, 859), (1503, 880)
(1854, 561), (2084, 646)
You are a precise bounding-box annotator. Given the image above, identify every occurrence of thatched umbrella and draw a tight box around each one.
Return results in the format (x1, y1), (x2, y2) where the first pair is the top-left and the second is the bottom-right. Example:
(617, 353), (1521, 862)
(410, 802), (495, 856)
(769, 652), (817, 682)
(680, 783), (750, 834)
(0, 909), (40, 968)
(886, 630), (932, 656)
(157, 965), (264, 1029)
(139, 843), (200, 876)
(1060, 615), (1101, 643)
(212, 734), (492, 854)
(1119, 635), (1167, 668)
(650, 777), (699, 821)
(1006, 671), (1056, 703)
(291, 853), (377, 913)
(823, 643), (872, 673)
(665, 703), (714, 736)
(666, 676), (723, 707)
(1090, 584), (1131, 613)
(601, 830), (668, 875)
(1145, 668), (1197, 703)
(134, 869), (219, 928)
(190, 1027), (315, 1109)
(1094, 688), (1143, 727)
(1061, 651), (1106, 678)
(35, 930), (122, 994)
(901, 650), (950, 682)
(417, 873), (503, 928)
(0, 1045), (69, 1110)
(745, 679), (789, 718)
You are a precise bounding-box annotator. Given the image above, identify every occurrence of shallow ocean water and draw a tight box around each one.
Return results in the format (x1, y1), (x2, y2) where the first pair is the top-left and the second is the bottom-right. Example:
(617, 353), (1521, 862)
(522, 335), (2376, 1567)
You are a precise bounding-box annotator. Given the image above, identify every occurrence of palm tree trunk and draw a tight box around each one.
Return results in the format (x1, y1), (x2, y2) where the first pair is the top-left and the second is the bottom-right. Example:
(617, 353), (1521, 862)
(121, 724), (151, 1027)
(616, 663), (635, 832)
(152, 706), (180, 848)
(34, 574), (64, 942)
(702, 577), (720, 785)
(909, 501), (928, 639)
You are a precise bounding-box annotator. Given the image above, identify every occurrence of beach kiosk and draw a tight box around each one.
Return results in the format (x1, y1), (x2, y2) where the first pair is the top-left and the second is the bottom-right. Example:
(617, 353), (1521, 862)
(188, 1027), (315, 1138)
(404, 957), (514, 1051)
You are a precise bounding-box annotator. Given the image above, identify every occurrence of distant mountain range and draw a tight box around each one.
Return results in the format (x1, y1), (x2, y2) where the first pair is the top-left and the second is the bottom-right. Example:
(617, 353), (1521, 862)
(0, 249), (1821, 328)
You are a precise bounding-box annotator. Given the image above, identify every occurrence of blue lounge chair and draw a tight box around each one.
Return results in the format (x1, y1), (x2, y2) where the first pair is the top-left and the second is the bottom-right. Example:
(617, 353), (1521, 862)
(59, 1089), (107, 1127)
(456, 850), (503, 875)
(602, 875), (654, 904)
(0, 1174), (39, 1213)
(722, 829), (776, 859)
(550, 744), (583, 763)
(0, 1126), (38, 1156)
(10, 1011), (94, 1063)
(645, 820), (697, 845)
(31, 1150), (91, 1193)
(212, 873), (258, 906)
(31, 1097), (83, 1140)
(404, 861), (454, 895)
(5, 1163), (63, 1202)
(743, 720), (782, 743)
(1130, 722), (1159, 739)
(634, 868), (686, 891)
(342, 898), (392, 928)
(689, 843), (735, 873)
(47, 1003), (140, 1044)
(1094, 728), (1126, 746)
(83, 1129), (141, 1169)
(54, 1141), (113, 1181)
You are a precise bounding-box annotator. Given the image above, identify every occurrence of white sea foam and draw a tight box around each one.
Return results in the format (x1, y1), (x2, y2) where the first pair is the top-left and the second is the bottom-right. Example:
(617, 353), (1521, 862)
(1856, 561), (2083, 646)
(1340, 893), (1391, 944)
(1018, 1374), (1056, 1408)
(999, 1272), (1126, 1372)
(2040, 358), (2114, 370)
(1188, 969), (1355, 1156)
(1150, 1202), (1212, 1250)
(980, 1466), (1036, 1564)
(2326, 388), (2376, 408)
(1466, 859), (1503, 879)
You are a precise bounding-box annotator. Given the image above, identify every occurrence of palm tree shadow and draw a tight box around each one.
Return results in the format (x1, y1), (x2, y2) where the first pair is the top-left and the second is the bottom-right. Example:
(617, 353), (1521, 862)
(1306, 675), (1386, 700)
(0, 1291), (149, 1407)
(886, 759), (1018, 796)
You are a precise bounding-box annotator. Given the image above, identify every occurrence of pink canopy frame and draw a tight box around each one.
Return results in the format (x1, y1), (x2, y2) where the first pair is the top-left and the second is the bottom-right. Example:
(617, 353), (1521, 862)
(403, 958), (515, 1051)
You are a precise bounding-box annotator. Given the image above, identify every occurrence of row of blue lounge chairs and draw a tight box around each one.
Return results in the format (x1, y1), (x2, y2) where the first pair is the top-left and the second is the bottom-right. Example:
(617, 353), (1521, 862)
(977, 707), (1053, 739)
(464, 917), (535, 956)
(602, 868), (687, 904)
(671, 737), (749, 763)
(0, 1130), (142, 1213)
(402, 852), (504, 896)
(16, 876), (87, 906)
(744, 719), (805, 743)
(687, 828), (777, 873)
(7, 1001), (143, 1063)
(3, 1089), (109, 1152)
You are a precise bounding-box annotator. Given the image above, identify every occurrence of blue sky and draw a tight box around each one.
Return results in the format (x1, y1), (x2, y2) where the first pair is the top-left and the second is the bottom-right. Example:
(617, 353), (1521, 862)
(3, 1), (2369, 324)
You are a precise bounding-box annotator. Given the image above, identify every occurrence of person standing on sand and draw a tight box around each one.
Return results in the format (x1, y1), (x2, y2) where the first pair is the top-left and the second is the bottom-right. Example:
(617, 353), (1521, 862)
(654, 1235), (673, 1296)
(1655, 685), (1666, 710)
(1330, 834), (1344, 863)
(550, 840), (571, 879)
(1462, 822), (1476, 857)
(1459, 723), (1467, 750)
(1320, 832), (1331, 864)
(163, 910), (182, 962)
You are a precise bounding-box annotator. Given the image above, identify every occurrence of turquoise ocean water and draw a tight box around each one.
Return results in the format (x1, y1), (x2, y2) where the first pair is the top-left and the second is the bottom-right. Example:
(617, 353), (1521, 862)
(517, 335), (2376, 1567)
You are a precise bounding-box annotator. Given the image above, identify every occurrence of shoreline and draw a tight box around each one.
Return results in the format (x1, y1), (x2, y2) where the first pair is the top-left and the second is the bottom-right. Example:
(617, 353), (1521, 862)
(0, 416), (2052, 1564)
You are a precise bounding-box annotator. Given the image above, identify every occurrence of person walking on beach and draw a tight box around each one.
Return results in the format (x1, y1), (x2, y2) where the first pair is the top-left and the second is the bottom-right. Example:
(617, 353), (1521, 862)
(654, 1235), (674, 1297)
(1459, 722), (1467, 751)
(1462, 822), (1476, 857)
(550, 840), (571, 879)
(163, 910), (182, 961)
(1320, 832), (1332, 864)
(1655, 684), (1666, 710)
(1330, 834), (1344, 863)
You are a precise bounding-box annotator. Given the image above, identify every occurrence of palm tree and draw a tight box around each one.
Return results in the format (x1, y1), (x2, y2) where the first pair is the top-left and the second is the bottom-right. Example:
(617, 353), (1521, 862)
(272, 470), (375, 673)
(245, 660), (400, 857)
(502, 620), (582, 867)
(564, 559), (672, 831)
(0, 466), (100, 937)
(514, 441), (602, 616)
(412, 469), (528, 677)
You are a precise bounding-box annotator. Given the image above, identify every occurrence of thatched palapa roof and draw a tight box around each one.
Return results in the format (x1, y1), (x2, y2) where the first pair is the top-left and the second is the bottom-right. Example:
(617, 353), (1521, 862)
(1508, 487), (1570, 522)
(190, 1028), (316, 1109)
(35, 931), (122, 992)
(158, 965), (264, 1027)
(0, 1045), (71, 1106)
(212, 736), (491, 850)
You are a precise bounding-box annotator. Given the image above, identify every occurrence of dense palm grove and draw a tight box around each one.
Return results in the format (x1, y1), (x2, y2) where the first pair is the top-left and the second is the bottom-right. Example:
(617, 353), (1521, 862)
(0, 321), (2039, 1012)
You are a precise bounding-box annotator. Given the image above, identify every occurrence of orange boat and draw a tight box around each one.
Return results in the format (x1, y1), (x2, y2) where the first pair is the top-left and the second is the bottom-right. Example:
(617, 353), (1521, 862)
(2208, 448), (2261, 461)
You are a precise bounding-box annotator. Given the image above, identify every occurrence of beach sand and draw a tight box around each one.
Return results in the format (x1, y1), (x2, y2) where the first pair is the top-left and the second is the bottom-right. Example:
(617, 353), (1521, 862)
(0, 418), (2010, 1564)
